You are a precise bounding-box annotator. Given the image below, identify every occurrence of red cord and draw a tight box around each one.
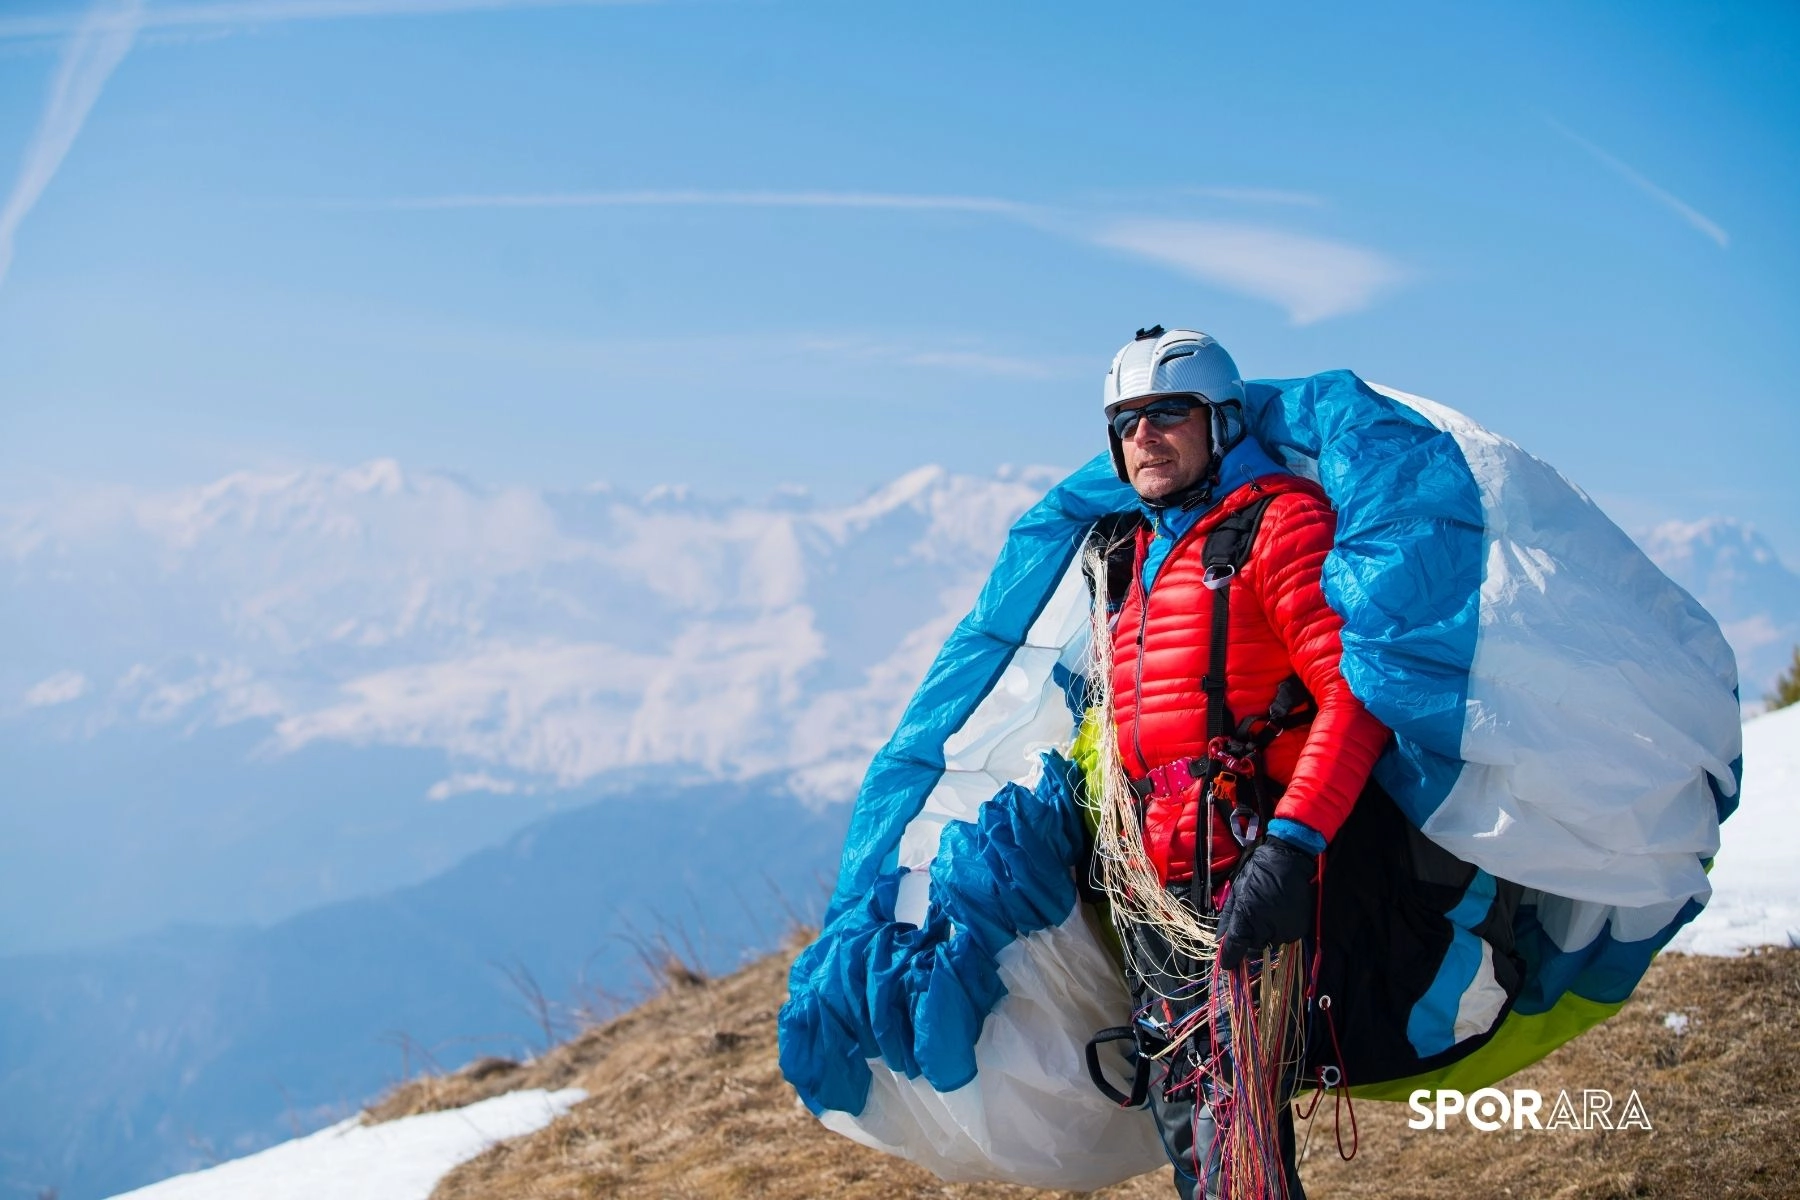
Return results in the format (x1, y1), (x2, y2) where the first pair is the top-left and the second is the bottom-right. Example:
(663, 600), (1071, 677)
(1294, 1080), (1325, 1121)
(1320, 996), (1358, 1161)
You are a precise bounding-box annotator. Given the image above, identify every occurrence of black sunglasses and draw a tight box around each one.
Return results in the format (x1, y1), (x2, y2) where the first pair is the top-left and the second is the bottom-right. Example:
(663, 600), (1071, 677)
(1109, 396), (1206, 440)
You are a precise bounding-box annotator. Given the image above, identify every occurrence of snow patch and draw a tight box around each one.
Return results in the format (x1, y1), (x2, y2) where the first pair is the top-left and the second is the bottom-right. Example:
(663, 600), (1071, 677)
(107, 1087), (585, 1200)
(1669, 703), (1800, 955)
(425, 771), (526, 802)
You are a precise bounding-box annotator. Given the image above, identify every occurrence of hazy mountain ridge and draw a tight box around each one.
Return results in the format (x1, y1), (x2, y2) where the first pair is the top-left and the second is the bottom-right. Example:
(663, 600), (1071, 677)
(8, 462), (1791, 766)
(3, 461), (1056, 795)
(0, 778), (850, 1200)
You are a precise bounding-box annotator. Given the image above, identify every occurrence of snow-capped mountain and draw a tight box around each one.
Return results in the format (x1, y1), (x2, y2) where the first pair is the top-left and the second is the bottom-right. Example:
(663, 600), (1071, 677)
(11, 465), (1791, 780)
(3, 460), (1053, 797)
(0, 462), (1054, 950)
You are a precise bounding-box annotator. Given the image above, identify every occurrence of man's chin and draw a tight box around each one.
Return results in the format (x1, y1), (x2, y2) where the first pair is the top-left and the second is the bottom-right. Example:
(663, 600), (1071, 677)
(1131, 474), (1189, 503)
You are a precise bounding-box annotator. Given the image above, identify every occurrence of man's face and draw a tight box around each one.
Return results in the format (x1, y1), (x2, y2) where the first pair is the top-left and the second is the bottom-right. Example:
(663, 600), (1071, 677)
(1117, 397), (1212, 502)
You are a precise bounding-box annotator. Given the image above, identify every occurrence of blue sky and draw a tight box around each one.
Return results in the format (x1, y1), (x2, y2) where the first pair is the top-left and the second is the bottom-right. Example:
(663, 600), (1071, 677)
(1, 0), (1797, 556)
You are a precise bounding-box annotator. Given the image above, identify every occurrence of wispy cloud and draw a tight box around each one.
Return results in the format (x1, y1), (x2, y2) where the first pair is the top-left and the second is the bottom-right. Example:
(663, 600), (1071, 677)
(1175, 185), (1326, 208)
(374, 188), (1033, 216)
(1547, 116), (1729, 250)
(24, 669), (89, 708)
(794, 335), (1077, 381)
(1092, 217), (1408, 325)
(361, 186), (1408, 324)
(0, 0), (142, 290)
(0, 0), (648, 40)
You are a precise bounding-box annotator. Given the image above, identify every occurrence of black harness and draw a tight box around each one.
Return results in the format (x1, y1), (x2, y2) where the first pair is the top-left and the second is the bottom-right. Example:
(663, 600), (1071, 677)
(1084, 492), (1320, 1110)
(1107, 493), (1319, 906)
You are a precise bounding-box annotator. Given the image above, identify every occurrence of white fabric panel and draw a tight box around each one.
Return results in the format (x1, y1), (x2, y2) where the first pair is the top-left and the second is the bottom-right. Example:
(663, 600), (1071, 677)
(1373, 385), (1738, 912)
(1024, 556), (1096, 651)
(818, 905), (1164, 1190)
(1452, 941), (1509, 1044)
(1523, 887), (1696, 952)
(897, 558), (1092, 896)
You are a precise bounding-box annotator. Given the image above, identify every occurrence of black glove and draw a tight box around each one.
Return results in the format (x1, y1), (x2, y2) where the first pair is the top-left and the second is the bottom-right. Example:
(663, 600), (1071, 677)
(1217, 834), (1318, 969)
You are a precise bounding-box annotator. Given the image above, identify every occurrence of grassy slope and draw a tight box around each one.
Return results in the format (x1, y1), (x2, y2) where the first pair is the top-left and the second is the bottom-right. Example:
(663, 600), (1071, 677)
(372, 945), (1799, 1200)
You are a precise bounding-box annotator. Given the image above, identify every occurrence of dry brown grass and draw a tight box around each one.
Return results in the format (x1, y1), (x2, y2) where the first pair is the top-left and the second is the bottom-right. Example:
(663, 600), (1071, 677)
(365, 956), (711, 1124)
(385, 944), (1799, 1200)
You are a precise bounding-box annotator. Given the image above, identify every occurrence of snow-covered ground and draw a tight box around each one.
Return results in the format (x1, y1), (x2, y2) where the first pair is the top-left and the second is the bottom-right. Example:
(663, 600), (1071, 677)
(1669, 702), (1800, 955)
(106, 1088), (585, 1200)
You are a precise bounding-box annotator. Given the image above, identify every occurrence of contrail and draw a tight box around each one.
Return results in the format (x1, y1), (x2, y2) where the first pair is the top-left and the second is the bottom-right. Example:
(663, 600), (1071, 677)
(0, 0), (651, 40)
(1547, 116), (1729, 250)
(0, 0), (144, 290)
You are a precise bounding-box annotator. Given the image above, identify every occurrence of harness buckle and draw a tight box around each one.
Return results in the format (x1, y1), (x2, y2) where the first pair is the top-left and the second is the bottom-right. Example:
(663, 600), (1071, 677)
(1205, 736), (1258, 777)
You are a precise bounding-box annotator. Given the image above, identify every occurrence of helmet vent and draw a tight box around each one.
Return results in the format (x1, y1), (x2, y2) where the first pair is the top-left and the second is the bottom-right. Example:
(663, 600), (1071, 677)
(1134, 325), (1165, 340)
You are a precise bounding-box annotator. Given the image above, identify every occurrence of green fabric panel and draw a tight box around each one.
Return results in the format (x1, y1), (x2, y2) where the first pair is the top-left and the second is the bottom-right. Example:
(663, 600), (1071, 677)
(1344, 992), (1626, 1101)
(1070, 706), (1104, 834)
(1069, 708), (1126, 968)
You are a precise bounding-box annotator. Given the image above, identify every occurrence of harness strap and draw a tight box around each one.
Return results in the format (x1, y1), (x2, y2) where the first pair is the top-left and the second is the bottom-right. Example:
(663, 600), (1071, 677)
(1235, 673), (1319, 748)
(1189, 490), (1279, 908)
(1198, 493), (1274, 743)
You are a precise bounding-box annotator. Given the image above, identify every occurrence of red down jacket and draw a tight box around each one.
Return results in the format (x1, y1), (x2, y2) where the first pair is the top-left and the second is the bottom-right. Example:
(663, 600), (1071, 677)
(1110, 474), (1391, 883)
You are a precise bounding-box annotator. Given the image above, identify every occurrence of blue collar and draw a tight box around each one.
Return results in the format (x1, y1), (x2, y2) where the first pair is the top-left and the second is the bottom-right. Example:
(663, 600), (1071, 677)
(1138, 436), (1290, 593)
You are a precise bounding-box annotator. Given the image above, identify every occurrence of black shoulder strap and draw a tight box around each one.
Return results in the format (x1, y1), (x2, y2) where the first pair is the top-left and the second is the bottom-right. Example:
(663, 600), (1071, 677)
(1186, 491), (1281, 909)
(1199, 491), (1279, 742)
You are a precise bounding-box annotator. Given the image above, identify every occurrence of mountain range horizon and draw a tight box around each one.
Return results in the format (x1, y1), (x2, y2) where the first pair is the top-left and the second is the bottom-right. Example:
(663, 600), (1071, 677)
(5, 455), (1796, 955)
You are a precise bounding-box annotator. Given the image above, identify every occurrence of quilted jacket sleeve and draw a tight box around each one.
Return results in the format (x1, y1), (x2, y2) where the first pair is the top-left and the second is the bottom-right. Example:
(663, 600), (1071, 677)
(1245, 489), (1391, 843)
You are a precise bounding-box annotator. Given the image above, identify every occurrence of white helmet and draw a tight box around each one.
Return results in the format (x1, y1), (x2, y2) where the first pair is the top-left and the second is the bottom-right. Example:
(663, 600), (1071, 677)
(1101, 325), (1247, 483)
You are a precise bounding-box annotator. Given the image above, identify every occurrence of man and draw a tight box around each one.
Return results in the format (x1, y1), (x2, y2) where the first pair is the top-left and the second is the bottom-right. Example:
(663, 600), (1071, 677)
(1098, 327), (1389, 1199)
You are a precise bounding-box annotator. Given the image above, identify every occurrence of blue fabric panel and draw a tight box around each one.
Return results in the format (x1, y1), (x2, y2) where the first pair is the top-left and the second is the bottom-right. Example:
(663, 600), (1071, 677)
(1051, 661), (1089, 719)
(1406, 871), (1498, 1058)
(1372, 741), (1469, 833)
(1243, 372), (1485, 825)
(779, 753), (1089, 1114)
(819, 456), (1136, 927)
(1510, 895), (1708, 1015)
